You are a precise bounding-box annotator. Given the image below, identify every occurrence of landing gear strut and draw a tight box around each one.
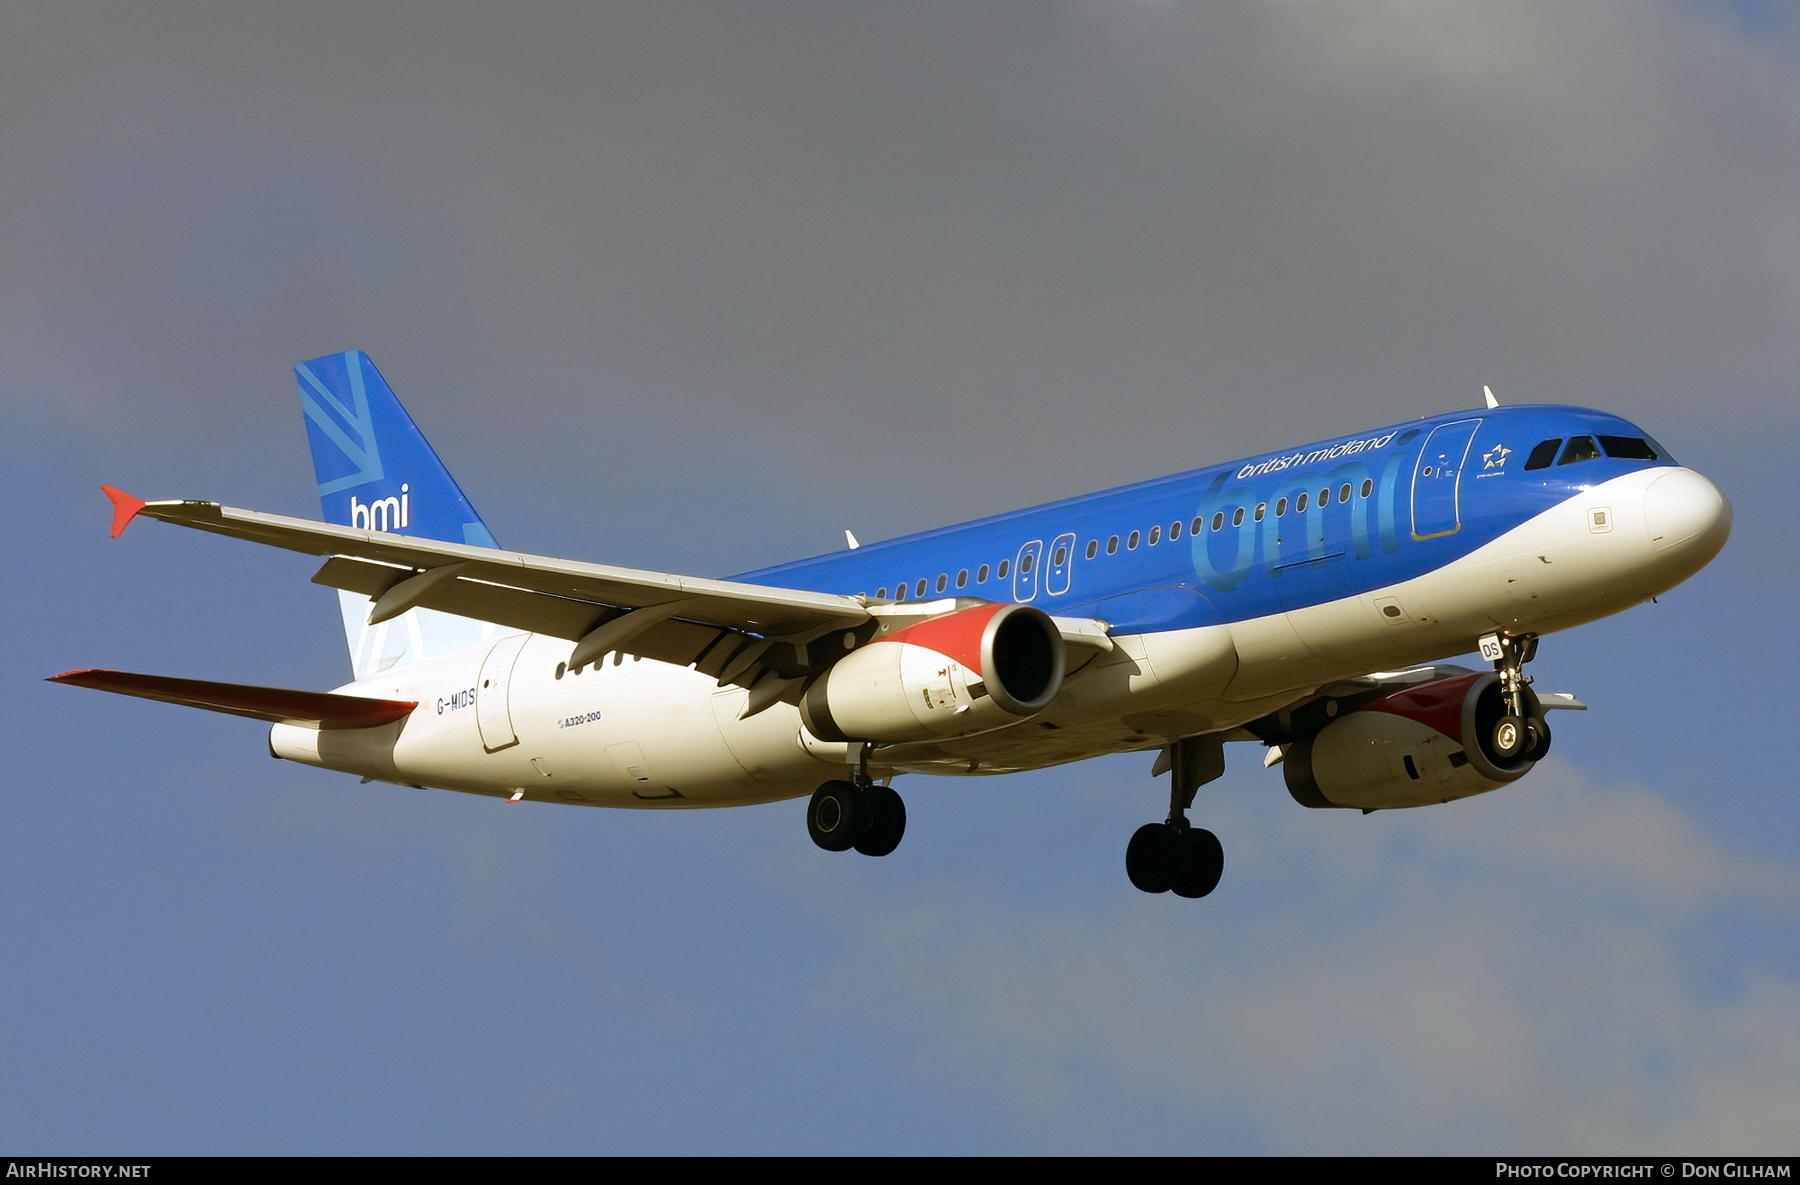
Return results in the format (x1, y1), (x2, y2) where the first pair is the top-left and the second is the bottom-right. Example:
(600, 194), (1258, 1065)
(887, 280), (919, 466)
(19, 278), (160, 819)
(1126, 735), (1226, 898)
(1481, 631), (1551, 763)
(806, 743), (906, 858)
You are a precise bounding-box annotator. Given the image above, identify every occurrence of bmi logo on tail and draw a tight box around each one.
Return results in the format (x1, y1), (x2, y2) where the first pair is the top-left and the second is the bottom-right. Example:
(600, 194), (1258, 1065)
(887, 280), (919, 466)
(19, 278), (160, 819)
(349, 485), (411, 532)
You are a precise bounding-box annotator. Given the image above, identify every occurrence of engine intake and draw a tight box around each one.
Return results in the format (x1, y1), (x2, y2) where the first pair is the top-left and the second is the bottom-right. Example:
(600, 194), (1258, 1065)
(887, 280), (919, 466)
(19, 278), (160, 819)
(800, 602), (1065, 743)
(1284, 671), (1543, 810)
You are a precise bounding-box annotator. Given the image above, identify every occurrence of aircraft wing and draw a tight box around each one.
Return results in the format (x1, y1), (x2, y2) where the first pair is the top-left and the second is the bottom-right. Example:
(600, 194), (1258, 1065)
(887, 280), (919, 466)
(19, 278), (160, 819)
(118, 490), (865, 652)
(133, 496), (865, 630)
(107, 490), (1112, 707)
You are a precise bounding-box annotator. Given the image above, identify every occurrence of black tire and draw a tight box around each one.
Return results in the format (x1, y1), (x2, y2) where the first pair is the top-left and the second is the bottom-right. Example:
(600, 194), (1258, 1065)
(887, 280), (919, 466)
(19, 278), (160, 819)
(807, 780), (867, 852)
(1170, 828), (1225, 899)
(1525, 716), (1552, 763)
(1492, 715), (1528, 761)
(1126, 823), (1178, 894)
(853, 786), (906, 857)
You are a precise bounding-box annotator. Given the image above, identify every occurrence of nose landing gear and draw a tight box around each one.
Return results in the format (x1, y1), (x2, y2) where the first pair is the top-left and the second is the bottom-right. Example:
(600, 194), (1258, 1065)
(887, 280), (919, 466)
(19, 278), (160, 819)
(1480, 631), (1551, 763)
(1126, 735), (1226, 899)
(806, 744), (906, 858)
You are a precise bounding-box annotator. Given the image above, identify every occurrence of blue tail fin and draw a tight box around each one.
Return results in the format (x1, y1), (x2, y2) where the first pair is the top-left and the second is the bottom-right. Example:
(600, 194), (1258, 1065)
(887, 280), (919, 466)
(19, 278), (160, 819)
(297, 350), (508, 679)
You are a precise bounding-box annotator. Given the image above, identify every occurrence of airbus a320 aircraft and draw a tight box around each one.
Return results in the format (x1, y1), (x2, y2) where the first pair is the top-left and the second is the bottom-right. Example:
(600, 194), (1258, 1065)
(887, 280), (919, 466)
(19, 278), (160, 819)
(53, 352), (1731, 898)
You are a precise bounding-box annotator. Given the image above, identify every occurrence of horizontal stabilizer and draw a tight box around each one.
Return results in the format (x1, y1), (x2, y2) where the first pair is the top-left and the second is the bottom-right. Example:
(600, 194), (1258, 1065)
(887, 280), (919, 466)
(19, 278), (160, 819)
(47, 669), (417, 729)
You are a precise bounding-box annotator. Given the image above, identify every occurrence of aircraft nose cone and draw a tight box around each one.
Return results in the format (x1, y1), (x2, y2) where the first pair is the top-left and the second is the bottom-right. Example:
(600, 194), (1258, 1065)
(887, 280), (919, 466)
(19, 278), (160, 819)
(1643, 467), (1732, 562)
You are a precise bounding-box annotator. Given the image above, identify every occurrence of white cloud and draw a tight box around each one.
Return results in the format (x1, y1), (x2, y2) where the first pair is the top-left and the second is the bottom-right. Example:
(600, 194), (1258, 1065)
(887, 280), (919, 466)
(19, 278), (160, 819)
(1417, 759), (1800, 912)
(814, 762), (1800, 1153)
(1269, 0), (1569, 90)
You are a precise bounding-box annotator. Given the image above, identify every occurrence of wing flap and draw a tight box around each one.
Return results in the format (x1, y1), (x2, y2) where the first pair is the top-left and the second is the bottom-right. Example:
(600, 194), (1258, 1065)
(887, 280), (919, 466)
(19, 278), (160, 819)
(310, 556), (772, 677)
(47, 669), (417, 729)
(312, 555), (612, 641)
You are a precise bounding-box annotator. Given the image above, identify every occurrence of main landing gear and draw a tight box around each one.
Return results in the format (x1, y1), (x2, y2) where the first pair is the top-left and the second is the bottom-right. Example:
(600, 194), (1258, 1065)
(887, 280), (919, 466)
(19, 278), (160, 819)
(1126, 735), (1226, 899)
(806, 744), (906, 858)
(1480, 631), (1552, 764)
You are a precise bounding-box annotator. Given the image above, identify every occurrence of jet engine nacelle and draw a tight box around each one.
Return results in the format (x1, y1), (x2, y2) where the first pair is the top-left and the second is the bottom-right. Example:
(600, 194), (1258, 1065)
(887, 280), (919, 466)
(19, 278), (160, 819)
(1284, 671), (1541, 810)
(800, 602), (1066, 743)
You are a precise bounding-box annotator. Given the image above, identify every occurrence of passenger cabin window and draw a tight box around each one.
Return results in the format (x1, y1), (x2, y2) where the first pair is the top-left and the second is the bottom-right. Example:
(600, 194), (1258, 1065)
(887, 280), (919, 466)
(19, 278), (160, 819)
(1107, 536), (1119, 555)
(998, 559), (1010, 579)
(877, 587), (888, 600)
(1020, 554), (1034, 575)
(1232, 508), (1244, 527)
(1053, 544), (1068, 566)
(1193, 517), (1206, 536)
(1127, 530), (1140, 550)
(1558, 436), (1601, 466)
(1599, 435), (1660, 461)
(1086, 540), (1098, 560)
(957, 569), (968, 588)
(1148, 526), (1161, 546)
(1169, 521), (1182, 542)
(1524, 439), (1562, 470)
(1297, 492), (1308, 513)
(1275, 497), (1287, 518)
(1338, 483), (1351, 503)
(978, 564), (990, 583)
(1254, 503), (1266, 522)
(1212, 512), (1224, 532)
(936, 574), (948, 593)
(915, 578), (928, 598)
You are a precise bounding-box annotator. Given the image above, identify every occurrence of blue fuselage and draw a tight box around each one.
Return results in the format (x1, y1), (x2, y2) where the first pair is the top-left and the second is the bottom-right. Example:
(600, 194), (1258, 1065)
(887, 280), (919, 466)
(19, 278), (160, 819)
(742, 405), (1673, 635)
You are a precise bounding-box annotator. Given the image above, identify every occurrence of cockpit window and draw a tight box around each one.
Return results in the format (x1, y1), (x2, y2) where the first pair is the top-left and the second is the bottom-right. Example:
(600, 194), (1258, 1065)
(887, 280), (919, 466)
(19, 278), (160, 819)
(1598, 435), (1659, 461)
(1524, 439), (1562, 471)
(1557, 436), (1602, 466)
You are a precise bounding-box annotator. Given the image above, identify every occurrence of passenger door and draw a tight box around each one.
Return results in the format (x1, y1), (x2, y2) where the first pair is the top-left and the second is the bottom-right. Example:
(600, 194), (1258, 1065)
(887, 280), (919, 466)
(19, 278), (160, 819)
(1411, 419), (1482, 539)
(475, 632), (529, 751)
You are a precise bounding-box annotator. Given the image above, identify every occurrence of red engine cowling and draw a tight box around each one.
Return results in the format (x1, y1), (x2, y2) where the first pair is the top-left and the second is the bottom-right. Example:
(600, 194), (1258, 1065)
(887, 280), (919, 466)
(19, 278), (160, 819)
(1283, 671), (1541, 810)
(800, 602), (1065, 743)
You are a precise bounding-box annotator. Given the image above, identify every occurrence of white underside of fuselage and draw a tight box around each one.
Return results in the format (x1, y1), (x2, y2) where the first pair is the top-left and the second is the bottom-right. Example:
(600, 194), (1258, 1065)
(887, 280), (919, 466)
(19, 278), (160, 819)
(269, 466), (1727, 809)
